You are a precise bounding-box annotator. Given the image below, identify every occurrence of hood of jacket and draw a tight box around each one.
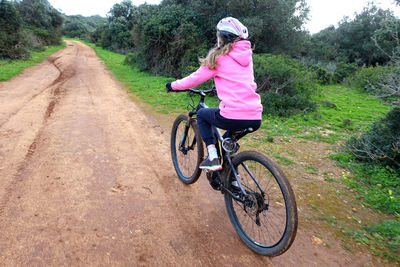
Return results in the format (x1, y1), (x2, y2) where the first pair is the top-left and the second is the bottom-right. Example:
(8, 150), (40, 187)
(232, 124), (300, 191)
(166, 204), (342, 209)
(228, 40), (252, 67)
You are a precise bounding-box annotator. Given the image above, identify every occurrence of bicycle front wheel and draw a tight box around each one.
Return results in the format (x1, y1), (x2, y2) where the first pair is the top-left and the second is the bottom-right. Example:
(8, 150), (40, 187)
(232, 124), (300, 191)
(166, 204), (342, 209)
(170, 114), (204, 184)
(224, 151), (298, 256)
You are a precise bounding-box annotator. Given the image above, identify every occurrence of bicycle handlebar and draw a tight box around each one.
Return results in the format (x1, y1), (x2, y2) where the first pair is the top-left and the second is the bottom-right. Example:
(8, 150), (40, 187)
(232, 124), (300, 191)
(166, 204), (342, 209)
(176, 87), (216, 96)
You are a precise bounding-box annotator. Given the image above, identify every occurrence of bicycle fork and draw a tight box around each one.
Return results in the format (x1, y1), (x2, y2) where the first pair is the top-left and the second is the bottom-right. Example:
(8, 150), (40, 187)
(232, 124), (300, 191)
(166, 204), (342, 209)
(179, 115), (197, 153)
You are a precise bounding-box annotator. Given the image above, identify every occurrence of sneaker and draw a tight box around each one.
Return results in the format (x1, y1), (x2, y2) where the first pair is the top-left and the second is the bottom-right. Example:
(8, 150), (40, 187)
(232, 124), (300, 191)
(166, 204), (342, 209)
(199, 157), (222, 171)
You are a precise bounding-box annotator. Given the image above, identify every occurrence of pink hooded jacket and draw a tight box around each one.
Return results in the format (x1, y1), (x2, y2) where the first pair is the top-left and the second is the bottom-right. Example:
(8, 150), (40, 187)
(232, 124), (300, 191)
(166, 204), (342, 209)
(171, 40), (263, 120)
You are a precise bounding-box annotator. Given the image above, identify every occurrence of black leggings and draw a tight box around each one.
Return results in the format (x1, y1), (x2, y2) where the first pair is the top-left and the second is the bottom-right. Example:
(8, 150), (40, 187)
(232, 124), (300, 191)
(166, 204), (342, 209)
(196, 108), (261, 146)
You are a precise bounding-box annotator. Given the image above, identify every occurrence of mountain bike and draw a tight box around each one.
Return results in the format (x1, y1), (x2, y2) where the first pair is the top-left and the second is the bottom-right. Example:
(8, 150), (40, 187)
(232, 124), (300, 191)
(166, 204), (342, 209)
(170, 87), (298, 256)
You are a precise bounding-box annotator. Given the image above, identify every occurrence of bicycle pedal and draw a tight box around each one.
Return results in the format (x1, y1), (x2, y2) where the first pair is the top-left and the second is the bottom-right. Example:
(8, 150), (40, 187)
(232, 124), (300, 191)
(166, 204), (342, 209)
(206, 173), (221, 191)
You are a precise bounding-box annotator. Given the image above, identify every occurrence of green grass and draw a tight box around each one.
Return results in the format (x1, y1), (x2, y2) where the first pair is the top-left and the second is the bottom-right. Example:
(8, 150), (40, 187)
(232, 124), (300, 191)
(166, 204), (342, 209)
(273, 153), (295, 166)
(338, 222), (400, 262)
(317, 208), (400, 262)
(331, 153), (400, 215)
(0, 42), (66, 81)
(261, 85), (390, 143)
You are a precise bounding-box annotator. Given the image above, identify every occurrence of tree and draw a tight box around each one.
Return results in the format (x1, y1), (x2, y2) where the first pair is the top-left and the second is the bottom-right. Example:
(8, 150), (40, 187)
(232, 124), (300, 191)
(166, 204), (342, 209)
(346, 17), (400, 170)
(161, 0), (310, 56)
(0, 0), (29, 59)
(335, 5), (398, 66)
(370, 18), (400, 104)
(126, 0), (310, 76)
(15, 0), (64, 45)
(231, 0), (310, 56)
(306, 26), (338, 61)
(134, 3), (205, 76)
(63, 15), (106, 41)
(99, 0), (135, 53)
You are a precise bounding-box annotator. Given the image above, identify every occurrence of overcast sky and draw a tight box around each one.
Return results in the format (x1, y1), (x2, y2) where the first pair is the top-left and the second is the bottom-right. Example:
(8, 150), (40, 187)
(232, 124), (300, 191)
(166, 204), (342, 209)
(48, 0), (400, 34)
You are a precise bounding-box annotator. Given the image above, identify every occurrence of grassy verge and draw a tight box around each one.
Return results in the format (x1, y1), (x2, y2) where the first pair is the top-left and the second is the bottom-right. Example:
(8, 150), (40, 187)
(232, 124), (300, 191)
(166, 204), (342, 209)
(331, 153), (400, 214)
(318, 214), (400, 261)
(81, 40), (398, 262)
(261, 85), (390, 144)
(0, 42), (66, 81)
(327, 152), (400, 261)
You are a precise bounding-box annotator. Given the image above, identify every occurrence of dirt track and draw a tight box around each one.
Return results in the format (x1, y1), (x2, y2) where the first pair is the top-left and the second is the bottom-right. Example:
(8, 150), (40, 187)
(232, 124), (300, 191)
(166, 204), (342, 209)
(0, 41), (377, 266)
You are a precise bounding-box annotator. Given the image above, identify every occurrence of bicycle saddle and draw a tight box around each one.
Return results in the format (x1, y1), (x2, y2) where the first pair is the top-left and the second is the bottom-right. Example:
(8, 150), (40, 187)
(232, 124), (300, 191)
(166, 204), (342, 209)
(231, 127), (255, 140)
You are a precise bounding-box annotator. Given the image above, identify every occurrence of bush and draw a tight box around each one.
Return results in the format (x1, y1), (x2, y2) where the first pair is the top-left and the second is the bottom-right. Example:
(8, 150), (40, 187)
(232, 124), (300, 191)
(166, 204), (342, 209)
(346, 107), (400, 170)
(345, 65), (394, 91)
(253, 54), (317, 116)
(309, 65), (333, 85)
(133, 4), (204, 77)
(124, 52), (135, 66)
(333, 61), (359, 83)
(15, 0), (64, 47)
(0, 0), (29, 59)
(260, 92), (316, 116)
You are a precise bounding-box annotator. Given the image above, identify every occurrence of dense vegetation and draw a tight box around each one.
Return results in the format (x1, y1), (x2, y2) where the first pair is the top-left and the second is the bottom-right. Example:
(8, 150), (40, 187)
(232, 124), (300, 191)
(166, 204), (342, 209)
(0, 0), (63, 59)
(62, 15), (106, 42)
(305, 5), (400, 67)
(253, 54), (316, 116)
(81, 0), (310, 76)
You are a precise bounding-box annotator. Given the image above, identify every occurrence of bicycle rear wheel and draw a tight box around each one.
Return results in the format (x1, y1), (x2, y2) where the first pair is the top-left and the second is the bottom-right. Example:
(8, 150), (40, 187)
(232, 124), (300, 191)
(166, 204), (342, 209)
(224, 151), (297, 256)
(170, 114), (204, 184)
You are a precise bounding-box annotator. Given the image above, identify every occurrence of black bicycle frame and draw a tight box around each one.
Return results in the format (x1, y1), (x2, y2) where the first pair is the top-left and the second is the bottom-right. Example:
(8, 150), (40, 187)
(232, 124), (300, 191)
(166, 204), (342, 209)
(178, 89), (265, 200)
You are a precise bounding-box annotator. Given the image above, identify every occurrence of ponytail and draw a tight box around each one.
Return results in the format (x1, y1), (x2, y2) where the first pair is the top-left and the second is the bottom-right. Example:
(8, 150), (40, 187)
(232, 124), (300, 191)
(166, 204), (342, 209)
(199, 42), (236, 70)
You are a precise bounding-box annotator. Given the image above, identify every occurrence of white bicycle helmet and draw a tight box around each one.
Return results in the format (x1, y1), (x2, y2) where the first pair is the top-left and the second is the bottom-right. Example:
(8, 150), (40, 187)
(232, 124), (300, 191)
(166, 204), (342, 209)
(216, 17), (248, 39)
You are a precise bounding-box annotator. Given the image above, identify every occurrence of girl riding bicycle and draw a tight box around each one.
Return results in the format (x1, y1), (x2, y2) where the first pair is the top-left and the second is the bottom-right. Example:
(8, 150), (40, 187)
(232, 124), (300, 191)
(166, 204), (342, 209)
(167, 17), (263, 171)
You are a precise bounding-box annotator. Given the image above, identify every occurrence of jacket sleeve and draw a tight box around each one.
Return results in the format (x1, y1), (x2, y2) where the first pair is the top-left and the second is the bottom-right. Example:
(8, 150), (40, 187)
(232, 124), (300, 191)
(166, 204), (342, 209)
(171, 66), (216, 90)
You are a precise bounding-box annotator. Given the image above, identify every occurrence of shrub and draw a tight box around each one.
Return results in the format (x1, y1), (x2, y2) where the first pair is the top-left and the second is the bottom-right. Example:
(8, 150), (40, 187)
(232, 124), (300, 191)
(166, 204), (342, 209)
(253, 54), (317, 116)
(260, 92), (316, 116)
(0, 0), (29, 59)
(309, 65), (333, 85)
(16, 0), (64, 47)
(124, 52), (135, 66)
(346, 107), (400, 170)
(333, 61), (359, 83)
(345, 65), (394, 91)
(134, 5), (204, 77)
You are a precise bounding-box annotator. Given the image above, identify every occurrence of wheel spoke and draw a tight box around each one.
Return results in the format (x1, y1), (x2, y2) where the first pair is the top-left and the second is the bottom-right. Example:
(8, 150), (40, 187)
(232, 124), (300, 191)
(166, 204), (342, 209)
(226, 154), (295, 251)
(171, 116), (203, 184)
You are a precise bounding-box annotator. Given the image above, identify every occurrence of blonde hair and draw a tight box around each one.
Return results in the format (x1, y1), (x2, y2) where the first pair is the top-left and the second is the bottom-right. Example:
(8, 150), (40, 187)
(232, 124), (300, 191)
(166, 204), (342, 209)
(199, 34), (241, 70)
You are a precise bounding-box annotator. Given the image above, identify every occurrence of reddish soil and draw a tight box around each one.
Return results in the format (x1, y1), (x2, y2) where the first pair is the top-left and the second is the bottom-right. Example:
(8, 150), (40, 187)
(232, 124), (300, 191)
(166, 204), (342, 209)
(0, 41), (383, 266)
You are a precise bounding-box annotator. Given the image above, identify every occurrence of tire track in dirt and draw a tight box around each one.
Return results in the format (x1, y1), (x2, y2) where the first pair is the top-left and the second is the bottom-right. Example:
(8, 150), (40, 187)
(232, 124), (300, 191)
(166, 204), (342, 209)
(0, 56), (75, 217)
(0, 56), (63, 129)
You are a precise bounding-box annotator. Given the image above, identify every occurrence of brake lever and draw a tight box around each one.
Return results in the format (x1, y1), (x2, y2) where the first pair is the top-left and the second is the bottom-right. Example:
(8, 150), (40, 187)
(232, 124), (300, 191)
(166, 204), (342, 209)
(210, 86), (217, 96)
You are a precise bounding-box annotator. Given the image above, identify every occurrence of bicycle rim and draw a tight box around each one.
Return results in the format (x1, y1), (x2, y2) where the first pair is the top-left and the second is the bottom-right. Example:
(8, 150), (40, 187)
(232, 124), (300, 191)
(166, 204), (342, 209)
(171, 114), (203, 183)
(224, 151), (297, 256)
